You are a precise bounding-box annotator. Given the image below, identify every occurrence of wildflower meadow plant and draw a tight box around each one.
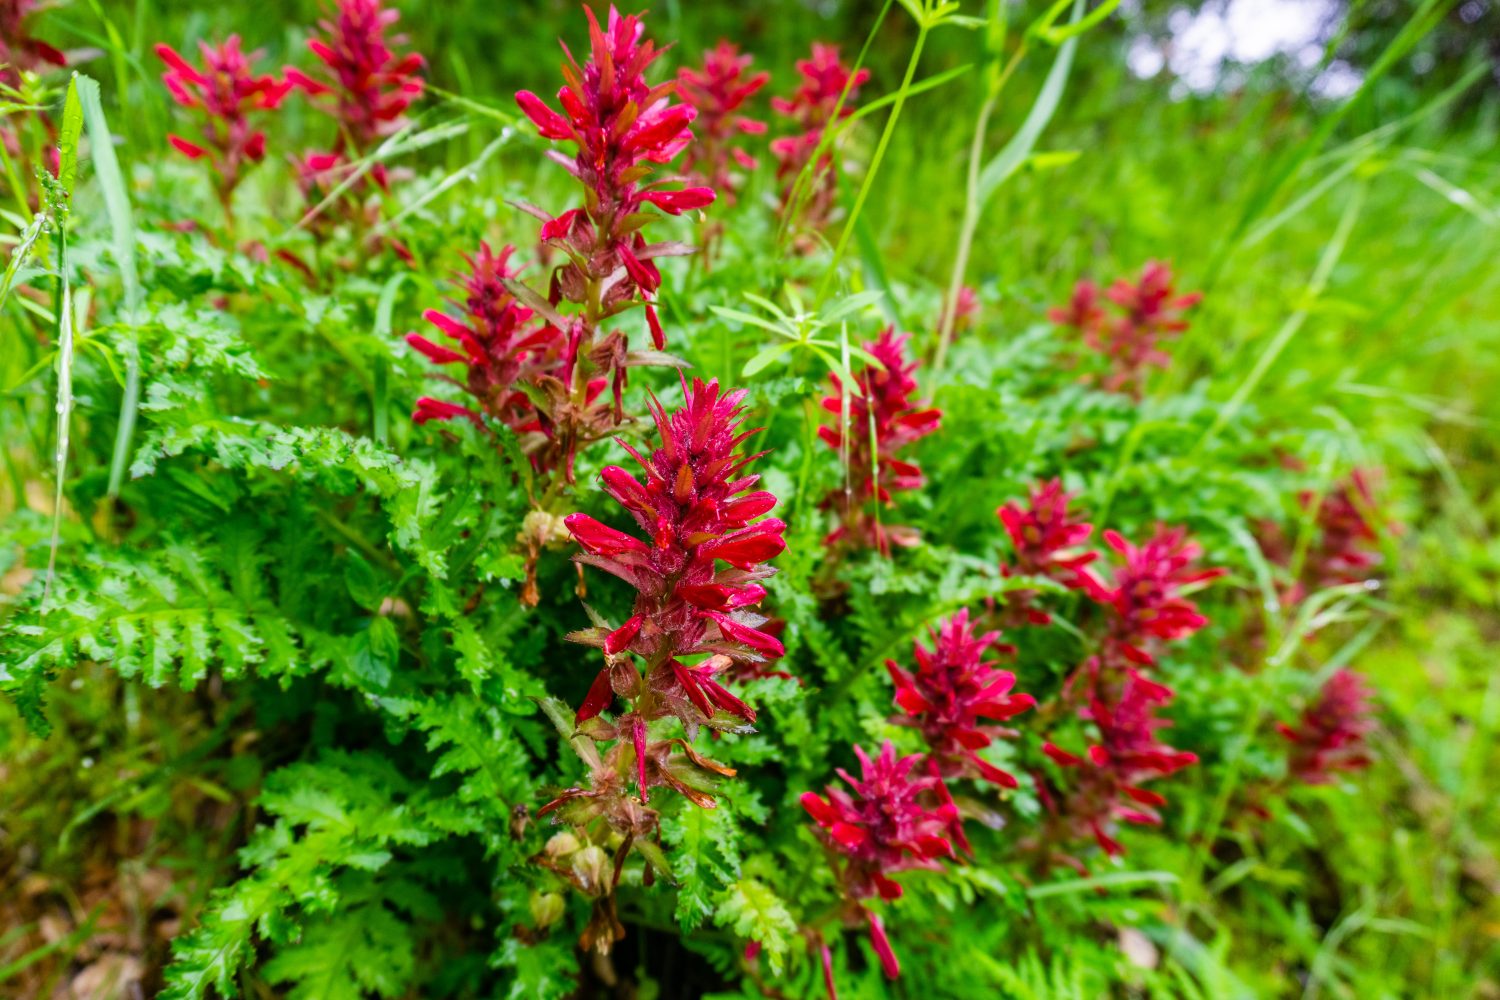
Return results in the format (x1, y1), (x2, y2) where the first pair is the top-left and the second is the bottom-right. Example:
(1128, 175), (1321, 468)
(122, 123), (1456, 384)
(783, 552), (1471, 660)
(514, 5), (715, 477)
(819, 327), (941, 554)
(1278, 668), (1376, 785)
(156, 38), (291, 220)
(771, 42), (869, 234)
(1050, 261), (1202, 397)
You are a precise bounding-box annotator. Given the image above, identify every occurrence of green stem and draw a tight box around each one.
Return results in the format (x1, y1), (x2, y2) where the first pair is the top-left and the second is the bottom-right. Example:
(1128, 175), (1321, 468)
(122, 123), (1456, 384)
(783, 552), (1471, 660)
(815, 23), (930, 306)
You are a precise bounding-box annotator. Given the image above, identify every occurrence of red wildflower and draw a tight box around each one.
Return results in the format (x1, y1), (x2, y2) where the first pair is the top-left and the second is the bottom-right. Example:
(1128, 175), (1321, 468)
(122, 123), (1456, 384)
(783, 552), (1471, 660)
(677, 41), (768, 205)
(886, 610), (1034, 788)
(819, 328), (941, 553)
(156, 37), (291, 214)
(0, 0), (64, 89)
(996, 479), (1099, 625)
(1302, 470), (1385, 591)
(1040, 670), (1197, 862)
(515, 6), (713, 352)
(562, 378), (785, 798)
(1076, 524), (1225, 669)
(287, 0), (425, 152)
(771, 43), (869, 232)
(1278, 668), (1375, 785)
(802, 742), (954, 983)
(1050, 261), (1201, 398)
(407, 242), (564, 454)
(941, 284), (979, 337)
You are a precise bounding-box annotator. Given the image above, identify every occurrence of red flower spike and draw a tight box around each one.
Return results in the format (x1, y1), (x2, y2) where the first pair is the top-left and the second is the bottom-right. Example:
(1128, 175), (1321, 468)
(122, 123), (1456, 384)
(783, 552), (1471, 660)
(405, 242), (566, 468)
(801, 741), (954, 902)
(886, 609), (1033, 787)
(820, 328), (940, 554)
(290, 0), (425, 152)
(1278, 668), (1375, 785)
(515, 7), (708, 341)
(156, 37), (291, 209)
(996, 479), (1099, 625)
(550, 380), (780, 832)
(1076, 523), (1225, 674)
(1302, 470), (1386, 591)
(771, 42), (869, 232)
(0, 0), (66, 90)
(677, 41), (769, 205)
(1040, 670), (1197, 859)
(1049, 262), (1201, 398)
(509, 6), (717, 472)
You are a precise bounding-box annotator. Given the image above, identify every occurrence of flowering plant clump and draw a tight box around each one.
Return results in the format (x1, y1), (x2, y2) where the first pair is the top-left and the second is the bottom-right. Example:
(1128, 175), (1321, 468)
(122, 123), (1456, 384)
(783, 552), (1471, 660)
(155, 38), (292, 219)
(886, 609), (1034, 788)
(677, 41), (768, 206)
(802, 741), (954, 981)
(771, 42), (869, 233)
(286, 0), (425, 158)
(819, 327), (941, 554)
(514, 5), (714, 476)
(996, 478), (1099, 625)
(2, 4), (1432, 997)
(1049, 261), (1202, 397)
(1278, 668), (1375, 785)
(1038, 670), (1198, 867)
(406, 242), (564, 448)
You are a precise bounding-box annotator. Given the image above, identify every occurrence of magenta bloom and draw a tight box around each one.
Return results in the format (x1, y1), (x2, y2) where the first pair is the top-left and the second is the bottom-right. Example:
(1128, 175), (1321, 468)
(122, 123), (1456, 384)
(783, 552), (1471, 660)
(1041, 670), (1197, 860)
(771, 43), (869, 230)
(997, 479), (1099, 625)
(0, 0), (64, 88)
(564, 378), (785, 798)
(819, 328), (941, 553)
(407, 242), (562, 442)
(287, 0), (425, 152)
(1278, 668), (1375, 785)
(1077, 525), (1225, 668)
(156, 38), (291, 210)
(515, 6), (714, 352)
(677, 41), (768, 204)
(1050, 261), (1201, 398)
(802, 742), (954, 981)
(886, 610), (1034, 788)
(1303, 470), (1385, 590)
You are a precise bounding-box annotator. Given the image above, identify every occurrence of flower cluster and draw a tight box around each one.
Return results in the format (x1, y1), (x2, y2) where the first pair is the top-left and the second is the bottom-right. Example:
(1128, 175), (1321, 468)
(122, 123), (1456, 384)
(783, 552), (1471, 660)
(156, 38), (292, 216)
(1077, 525), (1226, 673)
(771, 43), (869, 233)
(406, 242), (564, 446)
(677, 41), (768, 206)
(514, 6), (715, 474)
(802, 741), (954, 980)
(1049, 261), (1201, 397)
(819, 327), (941, 553)
(996, 479), (1098, 625)
(1039, 670), (1198, 867)
(286, 0), (425, 154)
(886, 610), (1034, 788)
(1278, 668), (1375, 785)
(0, 0), (64, 90)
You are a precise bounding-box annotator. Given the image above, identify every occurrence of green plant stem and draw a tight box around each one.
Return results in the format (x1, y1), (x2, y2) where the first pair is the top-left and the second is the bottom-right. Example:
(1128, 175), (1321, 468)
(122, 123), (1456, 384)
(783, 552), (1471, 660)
(815, 23), (930, 306)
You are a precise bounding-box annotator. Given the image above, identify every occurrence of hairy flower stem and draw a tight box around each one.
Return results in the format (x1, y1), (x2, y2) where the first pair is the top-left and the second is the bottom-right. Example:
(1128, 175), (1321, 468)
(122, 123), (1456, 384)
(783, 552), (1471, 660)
(814, 20), (927, 307)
